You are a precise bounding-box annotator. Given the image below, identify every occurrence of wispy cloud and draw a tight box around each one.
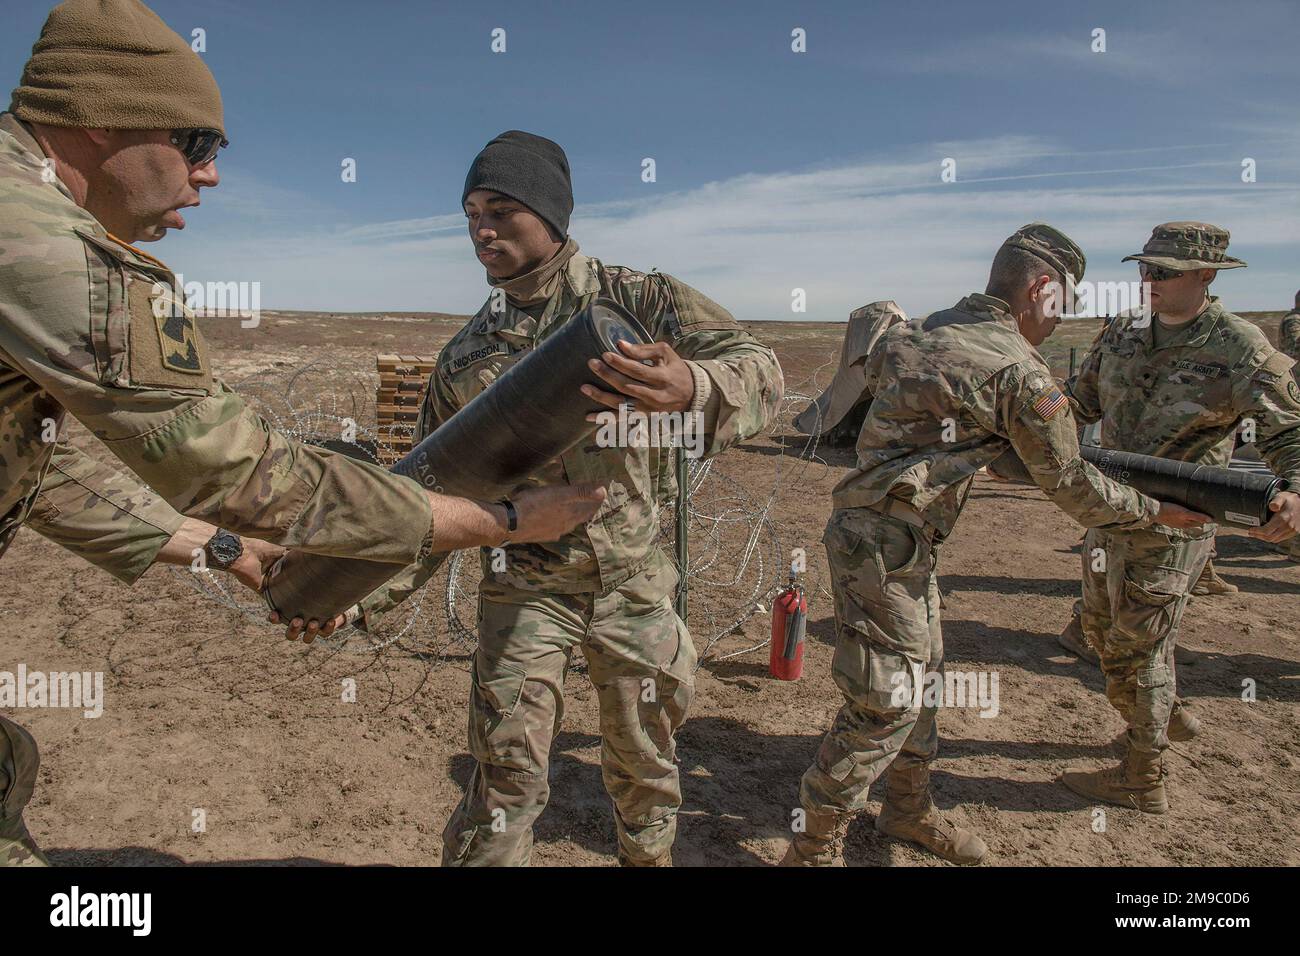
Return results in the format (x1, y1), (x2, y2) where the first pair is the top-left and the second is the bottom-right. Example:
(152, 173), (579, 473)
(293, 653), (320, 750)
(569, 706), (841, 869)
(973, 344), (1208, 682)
(341, 213), (465, 242)
(873, 15), (1299, 86)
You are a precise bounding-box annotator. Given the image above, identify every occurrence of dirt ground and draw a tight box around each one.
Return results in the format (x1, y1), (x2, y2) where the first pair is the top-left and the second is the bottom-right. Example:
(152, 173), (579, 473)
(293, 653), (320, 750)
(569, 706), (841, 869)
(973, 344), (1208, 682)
(2, 309), (1296, 867)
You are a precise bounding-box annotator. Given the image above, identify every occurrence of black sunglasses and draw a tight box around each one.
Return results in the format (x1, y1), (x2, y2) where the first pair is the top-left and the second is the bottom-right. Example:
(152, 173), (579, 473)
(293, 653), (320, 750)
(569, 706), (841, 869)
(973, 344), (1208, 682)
(169, 127), (228, 166)
(1139, 262), (1185, 283)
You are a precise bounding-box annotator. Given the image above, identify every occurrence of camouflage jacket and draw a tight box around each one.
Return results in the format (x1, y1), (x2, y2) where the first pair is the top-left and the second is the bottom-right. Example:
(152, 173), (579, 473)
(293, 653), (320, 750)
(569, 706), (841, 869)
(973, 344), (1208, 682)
(832, 293), (1157, 538)
(1067, 297), (1300, 508)
(358, 252), (783, 618)
(1280, 311), (1300, 363)
(0, 112), (435, 567)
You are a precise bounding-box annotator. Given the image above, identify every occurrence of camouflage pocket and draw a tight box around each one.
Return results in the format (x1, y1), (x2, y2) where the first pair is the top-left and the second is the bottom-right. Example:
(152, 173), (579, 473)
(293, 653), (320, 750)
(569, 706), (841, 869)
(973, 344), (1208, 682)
(824, 512), (870, 593)
(830, 636), (918, 717)
(872, 521), (924, 582)
(593, 595), (696, 758)
(1117, 576), (1182, 644)
(828, 514), (933, 660)
(1134, 661), (1174, 742)
(467, 654), (533, 772)
(821, 510), (867, 558)
(1135, 662), (1169, 690)
(0, 715), (39, 820)
(654, 614), (697, 740)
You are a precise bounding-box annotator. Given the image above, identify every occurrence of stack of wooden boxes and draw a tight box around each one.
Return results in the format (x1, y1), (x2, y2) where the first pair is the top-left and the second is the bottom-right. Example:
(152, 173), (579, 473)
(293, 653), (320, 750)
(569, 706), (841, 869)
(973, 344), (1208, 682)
(374, 354), (437, 464)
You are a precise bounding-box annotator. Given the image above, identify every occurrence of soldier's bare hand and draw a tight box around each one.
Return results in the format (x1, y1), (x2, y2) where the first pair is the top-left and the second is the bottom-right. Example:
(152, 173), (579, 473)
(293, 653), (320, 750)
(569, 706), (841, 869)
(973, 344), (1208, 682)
(267, 609), (348, 643)
(1248, 490), (1300, 543)
(582, 340), (695, 415)
(509, 483), (607, 544)
(1151, 501), (1213, 530)
(230, 537), (286, 593)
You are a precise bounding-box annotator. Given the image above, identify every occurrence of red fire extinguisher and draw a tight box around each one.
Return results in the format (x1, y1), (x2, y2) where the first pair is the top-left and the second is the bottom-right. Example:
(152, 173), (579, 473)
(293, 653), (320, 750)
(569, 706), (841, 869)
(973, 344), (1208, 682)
(769, 571), (807, 681)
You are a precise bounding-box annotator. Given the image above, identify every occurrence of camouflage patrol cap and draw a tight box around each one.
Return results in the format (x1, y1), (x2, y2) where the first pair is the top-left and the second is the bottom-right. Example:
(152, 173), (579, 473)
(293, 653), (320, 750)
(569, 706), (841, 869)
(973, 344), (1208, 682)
(1000, 222), (1086, 285)
(1122, 221), (1246, 271)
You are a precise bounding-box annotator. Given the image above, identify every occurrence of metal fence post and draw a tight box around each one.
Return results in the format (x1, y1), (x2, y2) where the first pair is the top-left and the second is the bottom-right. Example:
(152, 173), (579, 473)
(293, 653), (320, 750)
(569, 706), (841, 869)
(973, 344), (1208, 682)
(674, 445), (688, 622)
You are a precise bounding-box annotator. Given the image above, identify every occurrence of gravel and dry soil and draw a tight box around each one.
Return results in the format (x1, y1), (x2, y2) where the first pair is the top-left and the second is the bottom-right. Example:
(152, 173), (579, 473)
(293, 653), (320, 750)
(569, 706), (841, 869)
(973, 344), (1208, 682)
(2, 309), (1295, 866)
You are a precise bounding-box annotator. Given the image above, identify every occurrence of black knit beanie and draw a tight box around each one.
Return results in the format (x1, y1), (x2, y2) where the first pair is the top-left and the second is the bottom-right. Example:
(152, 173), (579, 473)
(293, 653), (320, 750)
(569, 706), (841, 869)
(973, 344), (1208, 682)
(462, 130), (573, 238)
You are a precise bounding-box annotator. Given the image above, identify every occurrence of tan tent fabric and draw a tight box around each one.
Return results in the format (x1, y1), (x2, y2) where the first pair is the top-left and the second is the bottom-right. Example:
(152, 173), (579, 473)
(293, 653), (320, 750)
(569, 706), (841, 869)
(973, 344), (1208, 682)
(793, 300), (907, 439)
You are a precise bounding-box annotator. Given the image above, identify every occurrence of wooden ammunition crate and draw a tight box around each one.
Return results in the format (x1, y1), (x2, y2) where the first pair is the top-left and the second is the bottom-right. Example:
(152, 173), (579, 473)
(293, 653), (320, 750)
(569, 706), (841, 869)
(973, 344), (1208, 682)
(375, 353), (437, 463)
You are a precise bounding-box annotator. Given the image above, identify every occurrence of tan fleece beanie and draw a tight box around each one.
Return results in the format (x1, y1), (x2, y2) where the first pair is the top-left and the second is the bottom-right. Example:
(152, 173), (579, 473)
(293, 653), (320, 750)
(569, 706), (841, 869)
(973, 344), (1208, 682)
(9, 0), (224, 135)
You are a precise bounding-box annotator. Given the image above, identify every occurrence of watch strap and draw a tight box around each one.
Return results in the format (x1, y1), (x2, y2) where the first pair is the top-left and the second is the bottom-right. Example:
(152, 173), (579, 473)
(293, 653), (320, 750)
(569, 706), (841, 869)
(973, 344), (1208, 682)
(500, 498), (519, 533)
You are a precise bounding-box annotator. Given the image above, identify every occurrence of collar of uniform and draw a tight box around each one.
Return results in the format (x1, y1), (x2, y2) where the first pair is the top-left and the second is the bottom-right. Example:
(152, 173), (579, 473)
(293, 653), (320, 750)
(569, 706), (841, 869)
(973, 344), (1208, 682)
(488, 238), (579, 306)
(1150, 295), (1224, 351)
(73, 227), (176, 281)
(0, 111), (78, 207)
(0, 112), (42, 156)
(474, 251), (601, 336)
(536, 252), (602, 338)
(957, 292), (1020, 330)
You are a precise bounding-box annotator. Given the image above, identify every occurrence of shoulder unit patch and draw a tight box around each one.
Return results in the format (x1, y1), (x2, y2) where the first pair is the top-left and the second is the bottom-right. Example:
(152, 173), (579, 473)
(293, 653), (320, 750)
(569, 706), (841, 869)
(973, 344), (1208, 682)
(127, 279), (213, 392)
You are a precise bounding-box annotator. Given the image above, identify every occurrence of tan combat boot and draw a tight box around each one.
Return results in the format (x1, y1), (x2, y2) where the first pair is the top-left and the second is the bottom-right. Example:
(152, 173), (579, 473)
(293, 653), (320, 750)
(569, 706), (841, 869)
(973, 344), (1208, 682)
(1061, 747), (1168, 813)
(0, 813), (51, 867)
(1191, 560), (1237, 596)
(875, 765), (987, 865)
(1057, 614), (1099, 664)
(1167, 700), (1201, 742)
(779, 806), (851, 866)
(618, 848), (672, 867)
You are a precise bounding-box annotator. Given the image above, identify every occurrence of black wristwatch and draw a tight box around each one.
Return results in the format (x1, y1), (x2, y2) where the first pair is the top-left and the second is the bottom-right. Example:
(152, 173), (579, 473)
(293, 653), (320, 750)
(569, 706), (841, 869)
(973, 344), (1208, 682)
(203, 528), (243, 570)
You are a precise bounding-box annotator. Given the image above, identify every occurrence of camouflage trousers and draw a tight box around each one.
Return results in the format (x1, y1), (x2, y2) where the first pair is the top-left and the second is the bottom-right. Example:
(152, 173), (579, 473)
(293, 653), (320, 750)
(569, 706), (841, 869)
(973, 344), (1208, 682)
(440, 561), (696, 866)
(1080, 527), (1213, 755)
(799, 507), (942, 815)
(0, 713), (43, 865)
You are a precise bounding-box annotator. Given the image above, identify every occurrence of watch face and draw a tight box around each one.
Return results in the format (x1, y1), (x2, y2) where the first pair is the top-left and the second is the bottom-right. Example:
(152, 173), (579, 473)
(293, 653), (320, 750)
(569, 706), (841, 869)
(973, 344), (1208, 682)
(208, 530), (243, 567)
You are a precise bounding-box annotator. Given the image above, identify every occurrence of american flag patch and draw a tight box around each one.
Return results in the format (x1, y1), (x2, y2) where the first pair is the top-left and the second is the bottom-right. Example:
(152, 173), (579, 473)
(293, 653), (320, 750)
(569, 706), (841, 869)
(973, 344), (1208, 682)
(1033, 387), (1069, 420)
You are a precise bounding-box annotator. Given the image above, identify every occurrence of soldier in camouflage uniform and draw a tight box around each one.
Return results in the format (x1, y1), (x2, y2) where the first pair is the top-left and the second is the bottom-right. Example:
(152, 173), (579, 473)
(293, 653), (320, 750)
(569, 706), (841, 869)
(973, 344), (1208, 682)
(354, 130), (784, 866)
(0, 1), (600, 866)
(1280, 293), (1300, 364)
(1060, 223), (1300, 813)
(782, 224), (1209, 867)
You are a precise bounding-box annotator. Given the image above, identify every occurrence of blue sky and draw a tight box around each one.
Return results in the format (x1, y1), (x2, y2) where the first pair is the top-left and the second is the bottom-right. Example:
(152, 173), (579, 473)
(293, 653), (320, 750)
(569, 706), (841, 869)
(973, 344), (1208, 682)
(5, 0), (1298, 317)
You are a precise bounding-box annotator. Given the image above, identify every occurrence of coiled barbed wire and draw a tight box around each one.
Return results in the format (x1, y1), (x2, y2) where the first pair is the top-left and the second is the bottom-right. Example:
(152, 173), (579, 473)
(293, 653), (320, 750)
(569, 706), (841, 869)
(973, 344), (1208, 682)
(173, 358), (435, 655)
(178, 349), (847, 670)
